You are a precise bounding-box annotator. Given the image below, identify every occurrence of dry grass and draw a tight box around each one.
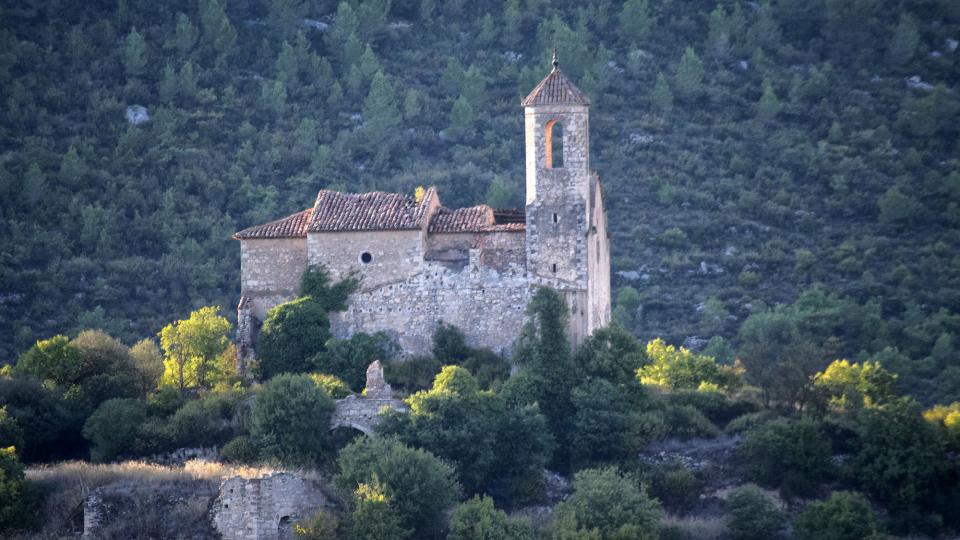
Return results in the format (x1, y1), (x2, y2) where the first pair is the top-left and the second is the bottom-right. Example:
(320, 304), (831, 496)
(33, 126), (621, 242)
(661, 514), (727, 540)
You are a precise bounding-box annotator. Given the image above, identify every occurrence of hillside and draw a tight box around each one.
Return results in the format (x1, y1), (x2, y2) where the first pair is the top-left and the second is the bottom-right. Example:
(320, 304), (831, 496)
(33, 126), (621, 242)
(1, 0), (959, 401)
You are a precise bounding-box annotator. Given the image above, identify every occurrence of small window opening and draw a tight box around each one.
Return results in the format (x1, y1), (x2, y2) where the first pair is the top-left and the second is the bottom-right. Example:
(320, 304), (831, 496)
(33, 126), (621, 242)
(545, 120), (564, 169)
(360, 252), (373, 264)
(552, 213), (559, 223)
(551, 263), (557, 273)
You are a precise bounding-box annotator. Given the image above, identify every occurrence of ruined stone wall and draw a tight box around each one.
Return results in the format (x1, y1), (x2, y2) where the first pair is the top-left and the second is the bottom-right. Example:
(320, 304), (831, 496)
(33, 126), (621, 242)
(307, 230), (423, 291)
(211, 473), (330, 540)
(330, 260), (531, 356)
(240, 238), (308, 320)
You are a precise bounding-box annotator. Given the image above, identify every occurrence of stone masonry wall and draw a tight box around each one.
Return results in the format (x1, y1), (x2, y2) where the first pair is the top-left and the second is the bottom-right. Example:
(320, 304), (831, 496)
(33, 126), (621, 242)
(587, 175), (612, 332)
(240, 238), (308, 320)
(330, 258), (530, 356)
(211, 473), (329, 540)
(308, 230), (423, 291)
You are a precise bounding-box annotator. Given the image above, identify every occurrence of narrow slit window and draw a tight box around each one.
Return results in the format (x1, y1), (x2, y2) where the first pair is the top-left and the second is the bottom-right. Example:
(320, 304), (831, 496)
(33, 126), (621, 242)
(551, 263), (557, 273)
(552, 213), (559, 223)
(545, 120), (564, 169)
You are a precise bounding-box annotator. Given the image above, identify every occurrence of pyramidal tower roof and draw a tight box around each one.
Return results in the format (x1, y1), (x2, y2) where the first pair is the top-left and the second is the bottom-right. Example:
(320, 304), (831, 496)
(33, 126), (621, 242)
(521, 50), (591, 107)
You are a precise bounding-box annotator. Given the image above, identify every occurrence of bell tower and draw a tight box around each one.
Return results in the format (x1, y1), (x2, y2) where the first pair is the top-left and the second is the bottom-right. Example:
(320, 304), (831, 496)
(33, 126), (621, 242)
(523, 52), (609, 345)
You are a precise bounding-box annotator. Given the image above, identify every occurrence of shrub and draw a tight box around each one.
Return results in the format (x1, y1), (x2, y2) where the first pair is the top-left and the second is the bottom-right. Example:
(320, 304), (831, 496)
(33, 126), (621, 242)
(346, 481), (411, 540)
(0, 376), (76, 462)
(725, 484), (784, 540)
(294, 508), (340, 540)
(0, 407), (24, 451)
(335, 437), (460, 537)
(724, 411), (777, 434)
(552, 467), (662, 540)
(648, 461), (699, 512)
(575, 325), (646, 385)
(251, 374), (334, 465)
(300, 265), (358, 312)
(257, 297), (331, 379)
(309, 373), (352, 399)
(639, 339), (741, 391)
(571, 379), (634, 466)
(384, 356), (442, 393)
(664, 404), (720, 440)
(736, 418), (832, 497)
(794, 491), (880, 540)
(83, 398), (147, 462)
(449, 496), (535, 540)
(0, 446), (34, 531)
(220, 435), (260, 464)
(313, 332), (398, 391)
(667, 390), (758, 428)
(15, 335), (83, 386)
(167, 393), (239, 448)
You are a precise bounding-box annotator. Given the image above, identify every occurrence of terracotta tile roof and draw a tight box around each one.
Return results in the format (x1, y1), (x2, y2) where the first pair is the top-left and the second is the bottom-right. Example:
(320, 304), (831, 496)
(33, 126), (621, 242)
(429, 205), (495, 233)
(308, 187), (436, 232)
(521, 68), (591, 107)
(233, 208), (313, 239)
(493, 208), (525, 224)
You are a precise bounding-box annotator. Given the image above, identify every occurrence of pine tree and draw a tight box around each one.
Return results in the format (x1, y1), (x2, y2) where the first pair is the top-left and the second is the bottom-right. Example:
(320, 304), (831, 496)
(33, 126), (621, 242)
(362, 71), (400, 142)
(179, 61), (198, 101)
(756, 79), (781, 121)
(650, 72), (673, 112)
(887, 13), (920, 67)
(461, 64), (487, 105)
(276, 41), (299, 91)
(261, 79), (288, 116)
(173, 13), (198, 55)
(477, 14), (497, 46)
(503, 0), (521, 46)
(439, 57), (464, 96)
(448, 95), (474, 140)
(123, 27), (147, 77)
(160, 64), (178, 102)
(268, 0), (307, 40)
(673, 47), (704, 101)
(326, 2), (359, 63)
(746, 1), (781, 51)
(707, 5), (732, 60)
(403, 89), (422, 120)
(59, 145), (85, 185)
(619, 0), (651, 42)
(198, 0), (235, 60)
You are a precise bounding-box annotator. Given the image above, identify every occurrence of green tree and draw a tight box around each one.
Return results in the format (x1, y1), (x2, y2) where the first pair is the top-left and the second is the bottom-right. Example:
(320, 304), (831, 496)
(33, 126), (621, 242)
(178, 60), (198, 101)
(251, 373), (334, 465)
(849, 398), (949, 511)
(706, 5), (732, 60)
(15, 335), (83, 387)
(336, 437), (460, 537)
(82, 398), (147, 462)
(361, 71), (400, 148)
(310, 373), (352, 399)
(258, 297), (330, 379)
(123, 27), (147, 77)
(448, 95), (475, 141)
(810, 360), (898, 416)
(159, 306), (232, 391)
(313, 332), (396, 391)
(172, 13), (197, 55)
(130, 338), (164, 395)
(0, 408), (24, 452)
(449, 496), (535, 540)
(552, 467), (662, 540)
(877, 186), (921, 224)
(794, 491), (881, 540)
(673, 47), (704, 101)
(0, 446), (31, 530)
(347, 481), (411, 540)
(725, 484), (785, 540)
(570, 379), (635, 466)
(299, 265), (359, 312)
(268, 0), (307, 40)
(738, 310), (821, 408)
(756, 79), (781, 122)
(887, 13), (919, 66)
(618, 0), (651, 42)
(575, 325), (645, 384)
(198, 0), (235, 59)
(440, 57), (465, 96)
(638, 338), (740, 391)
(649, 72), (673, 113)
(737, 418), (833, 497)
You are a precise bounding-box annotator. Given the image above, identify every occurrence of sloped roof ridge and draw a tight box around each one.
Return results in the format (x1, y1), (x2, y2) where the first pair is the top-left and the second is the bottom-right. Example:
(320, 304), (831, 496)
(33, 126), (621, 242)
(521, 67), (591, 107)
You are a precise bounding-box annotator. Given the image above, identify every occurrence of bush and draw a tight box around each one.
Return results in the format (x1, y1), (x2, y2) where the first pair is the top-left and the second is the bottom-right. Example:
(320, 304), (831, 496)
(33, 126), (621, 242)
(724, 411), (777, 434)
(639, 339), (741, 391)
(647, 461), (699, 512)
(725, 484), (784, 540)
(575, 325), (646, 385)
(257, 297), (331, 379)
(794, 491), (880, 540)
(667, 390), (758, 428)
(449, 496), (535, 540)
(309, 373), (352, 399)
(0, 376), (77, 462)
(220, 436), (260, 464)
(166, 392), (239, 448)
(251, 374), (334, 465)
(736, 418), (832, 497)
(346, 481), (411, 540)
(294, 508), (340, 539)
(83, 398), (148, 462)
(335, 437), (460, 538)
(384, 356), (442, 393)
(0, 446), (35, 531)
(552, 467), (662, 540)
(664, 404), (720, 440)
(313, 332), (398, 391)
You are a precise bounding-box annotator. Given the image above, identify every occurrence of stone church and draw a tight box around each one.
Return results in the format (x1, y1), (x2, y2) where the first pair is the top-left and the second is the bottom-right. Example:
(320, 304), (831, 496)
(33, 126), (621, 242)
(234, 58), (611, 361)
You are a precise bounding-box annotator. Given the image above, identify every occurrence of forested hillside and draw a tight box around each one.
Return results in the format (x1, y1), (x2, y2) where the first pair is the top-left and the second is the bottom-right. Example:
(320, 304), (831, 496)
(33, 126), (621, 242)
(1, 0), (959, 401)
